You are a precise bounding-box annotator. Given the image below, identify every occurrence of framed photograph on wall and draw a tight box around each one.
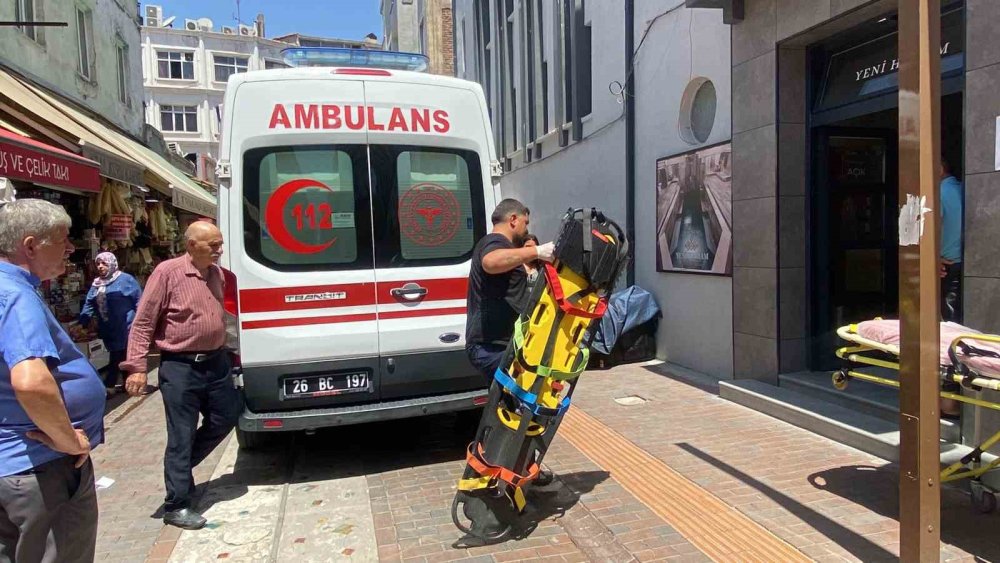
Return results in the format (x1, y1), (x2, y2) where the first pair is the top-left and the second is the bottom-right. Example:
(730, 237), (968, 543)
(655, 142), (733, 275)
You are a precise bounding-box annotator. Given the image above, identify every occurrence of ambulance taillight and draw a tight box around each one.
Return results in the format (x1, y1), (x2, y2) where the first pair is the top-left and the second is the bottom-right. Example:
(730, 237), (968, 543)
(222, 267), (241, 368)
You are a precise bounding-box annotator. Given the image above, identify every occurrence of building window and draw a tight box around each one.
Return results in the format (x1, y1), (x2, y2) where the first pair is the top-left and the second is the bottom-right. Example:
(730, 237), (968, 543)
(116, 43), (129, 104)
(679, 78), (718, 145)
(76, 8), (94, 80)
(524, 0), (536, 142)
(16, 0), (37, 41)
(157, 51), (195, 80)
(577, 3), (592, 118)
(160, 105), (198, 132)
(537, 0), (548, 134)
(475, 1), (491, 113)
(562, 0), (591, 129)
(213, 55), (249, 82)
(505, 0), (517, 150)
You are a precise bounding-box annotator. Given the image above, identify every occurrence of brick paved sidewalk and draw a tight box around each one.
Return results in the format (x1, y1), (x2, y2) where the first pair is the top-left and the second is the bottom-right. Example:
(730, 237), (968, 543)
(370, 362), (1000, 562)
(94, 360), (1000, 562)
(566, 362), (1000, 561)
(91, 372), (229, 563)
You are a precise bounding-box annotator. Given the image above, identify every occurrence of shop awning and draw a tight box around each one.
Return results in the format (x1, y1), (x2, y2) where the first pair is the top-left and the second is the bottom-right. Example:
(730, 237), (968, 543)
(0, 70), (130, 163)
(0, 126), (100, 191)
(0, 69), (217, 216)
(13, 77), (217, 217)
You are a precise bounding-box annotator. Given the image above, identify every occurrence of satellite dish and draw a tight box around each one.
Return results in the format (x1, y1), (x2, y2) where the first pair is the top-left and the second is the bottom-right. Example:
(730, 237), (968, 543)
(162, 16), (176, 28)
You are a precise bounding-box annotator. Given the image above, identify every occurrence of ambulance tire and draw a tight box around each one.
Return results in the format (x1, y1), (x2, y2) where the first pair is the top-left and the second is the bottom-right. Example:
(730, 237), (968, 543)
(457, 407), (485, 429)
(235, 427), (271, 450)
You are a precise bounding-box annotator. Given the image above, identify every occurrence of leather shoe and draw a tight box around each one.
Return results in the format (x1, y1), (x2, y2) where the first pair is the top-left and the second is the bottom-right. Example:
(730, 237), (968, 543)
(164, 508), (207, 530)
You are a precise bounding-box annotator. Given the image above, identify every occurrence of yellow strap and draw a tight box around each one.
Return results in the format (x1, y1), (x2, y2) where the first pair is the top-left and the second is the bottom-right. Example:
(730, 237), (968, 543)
(458, 476), (493, 491)
(512, 487), (526, 511)
(458, 479), (528, 512)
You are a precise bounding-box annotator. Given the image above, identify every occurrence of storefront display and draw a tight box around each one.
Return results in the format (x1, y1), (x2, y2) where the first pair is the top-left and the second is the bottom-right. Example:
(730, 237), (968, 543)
(11, 180), (186, 367)
(11, 187), (108, 368)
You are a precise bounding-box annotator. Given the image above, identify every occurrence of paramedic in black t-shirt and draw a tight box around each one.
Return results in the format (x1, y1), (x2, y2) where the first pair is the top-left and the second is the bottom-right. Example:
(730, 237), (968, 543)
(465, 199), (555, 381)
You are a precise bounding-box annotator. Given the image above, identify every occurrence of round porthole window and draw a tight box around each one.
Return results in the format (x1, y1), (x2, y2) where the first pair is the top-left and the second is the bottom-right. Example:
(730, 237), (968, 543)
(678, 77), (717, 145)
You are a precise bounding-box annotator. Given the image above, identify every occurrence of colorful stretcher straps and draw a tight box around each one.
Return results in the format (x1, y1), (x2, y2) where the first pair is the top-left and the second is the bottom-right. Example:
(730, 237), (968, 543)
(543, 264), (608, 319)
(511, 317), (589, 381)
(464, 442), (540, 488)
(493, 367), (571, 417)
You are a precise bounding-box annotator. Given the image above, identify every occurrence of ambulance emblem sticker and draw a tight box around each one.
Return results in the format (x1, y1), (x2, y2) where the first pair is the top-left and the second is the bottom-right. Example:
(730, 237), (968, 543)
(399, 183), (460, 246)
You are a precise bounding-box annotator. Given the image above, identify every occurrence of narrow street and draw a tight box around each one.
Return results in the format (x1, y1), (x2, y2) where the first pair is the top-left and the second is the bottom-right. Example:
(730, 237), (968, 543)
(91, 363), (1000, 562)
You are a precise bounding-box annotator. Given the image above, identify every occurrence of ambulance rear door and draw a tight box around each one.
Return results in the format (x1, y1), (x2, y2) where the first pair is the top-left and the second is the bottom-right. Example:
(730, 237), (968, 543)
(225, 76), (381, 412)
(364, 79), (494, 399)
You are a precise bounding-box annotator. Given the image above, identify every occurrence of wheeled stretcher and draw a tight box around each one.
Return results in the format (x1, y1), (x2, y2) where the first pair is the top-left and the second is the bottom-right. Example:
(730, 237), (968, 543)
(834, 320), (1000, 513)
(451, 208), (630, 543)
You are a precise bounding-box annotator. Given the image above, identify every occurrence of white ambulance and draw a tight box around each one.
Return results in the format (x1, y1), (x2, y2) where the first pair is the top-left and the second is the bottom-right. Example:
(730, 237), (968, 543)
(216, 49), (496, 448)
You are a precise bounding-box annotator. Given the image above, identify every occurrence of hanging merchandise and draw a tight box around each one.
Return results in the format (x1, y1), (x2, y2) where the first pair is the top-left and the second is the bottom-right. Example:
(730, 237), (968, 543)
(105, 214), (132, 241)
(126, 202), (181, 286)
(90, 180), (141, 252)
(13, 186), (107, 367)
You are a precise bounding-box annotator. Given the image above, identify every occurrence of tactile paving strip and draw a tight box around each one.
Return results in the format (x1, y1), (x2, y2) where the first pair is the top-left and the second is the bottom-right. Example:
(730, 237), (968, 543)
(560, 408), (810, 562)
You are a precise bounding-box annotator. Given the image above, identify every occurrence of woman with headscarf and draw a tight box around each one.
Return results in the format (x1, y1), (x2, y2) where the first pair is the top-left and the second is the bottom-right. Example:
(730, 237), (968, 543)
(521, 234), (543, 287)
(79, 252), (142, 395)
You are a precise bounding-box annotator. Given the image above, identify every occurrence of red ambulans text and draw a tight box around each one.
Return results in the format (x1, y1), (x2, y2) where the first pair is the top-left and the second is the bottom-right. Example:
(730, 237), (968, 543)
(268, 104), (451, 133)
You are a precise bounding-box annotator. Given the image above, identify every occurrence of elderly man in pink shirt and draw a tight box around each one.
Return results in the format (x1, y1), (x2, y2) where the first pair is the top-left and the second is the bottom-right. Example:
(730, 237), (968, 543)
(122, 221), (238, 530)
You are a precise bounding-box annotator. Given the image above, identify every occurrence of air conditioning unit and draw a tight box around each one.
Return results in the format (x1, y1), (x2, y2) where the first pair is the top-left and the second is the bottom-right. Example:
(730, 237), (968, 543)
(167, 142), (184, 156)
(144, 4), (163, 27)
(238, 24), (256, 37)
(197, 18), (213, 32)
(221, 26), (236, 35)
(185, 19), (199, 31)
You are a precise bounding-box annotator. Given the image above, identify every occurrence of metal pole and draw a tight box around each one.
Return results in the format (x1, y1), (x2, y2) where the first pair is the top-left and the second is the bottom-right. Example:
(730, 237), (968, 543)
(624, 0), (635, 286)
(897, 1), (941, 560)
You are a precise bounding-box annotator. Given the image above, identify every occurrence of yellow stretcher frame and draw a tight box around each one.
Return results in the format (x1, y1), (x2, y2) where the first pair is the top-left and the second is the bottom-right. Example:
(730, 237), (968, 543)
(834, 324), (1000, 512)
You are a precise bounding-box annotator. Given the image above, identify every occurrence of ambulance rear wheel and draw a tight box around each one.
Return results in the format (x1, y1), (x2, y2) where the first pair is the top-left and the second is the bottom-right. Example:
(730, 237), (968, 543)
(236, 428), (270, 450)
(457, 407), (485, 428)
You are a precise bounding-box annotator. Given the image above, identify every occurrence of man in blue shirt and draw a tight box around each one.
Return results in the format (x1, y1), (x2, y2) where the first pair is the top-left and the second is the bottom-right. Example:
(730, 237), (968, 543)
(939, 158), (964, 322)
(0, 199), (105, 562)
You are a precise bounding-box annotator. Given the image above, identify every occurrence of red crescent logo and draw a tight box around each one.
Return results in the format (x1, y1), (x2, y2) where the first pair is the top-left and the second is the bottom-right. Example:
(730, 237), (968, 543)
(264, 178), (336, 254)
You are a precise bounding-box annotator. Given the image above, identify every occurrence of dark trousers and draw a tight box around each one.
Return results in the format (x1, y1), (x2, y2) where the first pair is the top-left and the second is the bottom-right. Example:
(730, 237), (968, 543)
(0, 457), (97, 563)
(159, 353), (240, 512)
(466, 343), (507, 383)
(942, 262), (963, 323)
(104, 349), (126, 389)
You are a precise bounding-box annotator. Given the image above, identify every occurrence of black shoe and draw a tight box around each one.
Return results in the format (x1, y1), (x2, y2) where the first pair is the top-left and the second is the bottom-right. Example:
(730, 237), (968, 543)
(164, 508), (207, 530)
(534, 469), (555, 487)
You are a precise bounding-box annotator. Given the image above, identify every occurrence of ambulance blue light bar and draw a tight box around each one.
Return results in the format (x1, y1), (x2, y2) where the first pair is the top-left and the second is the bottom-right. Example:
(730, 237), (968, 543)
(281, 47), (429, 72)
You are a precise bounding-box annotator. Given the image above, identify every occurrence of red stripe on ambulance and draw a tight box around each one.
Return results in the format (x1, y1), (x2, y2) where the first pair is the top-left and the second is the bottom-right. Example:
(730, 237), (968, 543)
(241, 306), (467, 330)
(239, 278), (468, 313)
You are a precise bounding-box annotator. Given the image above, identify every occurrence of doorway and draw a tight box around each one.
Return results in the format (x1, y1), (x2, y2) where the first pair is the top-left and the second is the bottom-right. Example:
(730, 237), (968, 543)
(809, 94), (963, 371)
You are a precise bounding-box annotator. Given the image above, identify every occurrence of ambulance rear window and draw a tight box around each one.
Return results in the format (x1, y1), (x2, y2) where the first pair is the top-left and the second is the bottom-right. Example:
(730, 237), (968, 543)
(369, 145), (486, 267)
(242, 145), (373, 271)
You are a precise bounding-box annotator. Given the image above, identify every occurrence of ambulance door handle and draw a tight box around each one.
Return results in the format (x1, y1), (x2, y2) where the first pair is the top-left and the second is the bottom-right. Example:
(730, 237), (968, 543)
(391, 283), (428, 301)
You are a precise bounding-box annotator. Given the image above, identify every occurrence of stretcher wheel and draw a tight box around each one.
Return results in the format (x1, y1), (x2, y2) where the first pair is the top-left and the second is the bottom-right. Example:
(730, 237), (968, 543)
(971, 481), (997, 514)
(451, 494), (513, 543)
(832, 370), (849, 391)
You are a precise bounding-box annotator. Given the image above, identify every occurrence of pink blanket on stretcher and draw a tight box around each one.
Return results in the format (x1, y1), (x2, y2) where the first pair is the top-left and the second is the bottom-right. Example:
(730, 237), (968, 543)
(856, 320), (1000, 378)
